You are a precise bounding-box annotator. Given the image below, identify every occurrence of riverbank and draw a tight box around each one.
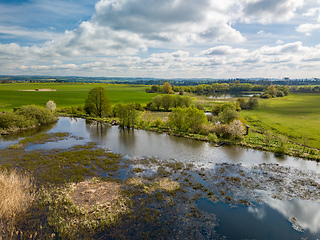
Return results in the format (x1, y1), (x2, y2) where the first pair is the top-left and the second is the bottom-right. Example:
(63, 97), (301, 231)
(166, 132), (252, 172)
(57, 111), (320, 162)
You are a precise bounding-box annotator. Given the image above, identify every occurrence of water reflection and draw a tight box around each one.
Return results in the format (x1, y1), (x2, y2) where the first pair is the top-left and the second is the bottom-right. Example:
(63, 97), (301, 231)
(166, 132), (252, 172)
(221, 145), (245, 161)
(209, 93), (261, 99)
(86, 121), (109, 142)
(259, 191), (320, 234)
(197, 197), (320, 240)
(0, 122), (57, 149)
(1, 117), (320, 174)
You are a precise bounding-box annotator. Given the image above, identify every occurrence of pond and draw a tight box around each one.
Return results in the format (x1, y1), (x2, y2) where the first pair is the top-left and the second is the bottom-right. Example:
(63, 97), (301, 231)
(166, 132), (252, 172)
(209, 92), (261, 99)
(1, 117), (320, 239)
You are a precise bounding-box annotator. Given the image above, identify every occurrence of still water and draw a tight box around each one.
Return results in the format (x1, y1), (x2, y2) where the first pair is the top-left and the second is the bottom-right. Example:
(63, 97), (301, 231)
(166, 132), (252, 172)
(209, 92), (261, 99)
(1, 117), (320, 239)
(1, 117), (320, 172)
(197, 192), (320, 240)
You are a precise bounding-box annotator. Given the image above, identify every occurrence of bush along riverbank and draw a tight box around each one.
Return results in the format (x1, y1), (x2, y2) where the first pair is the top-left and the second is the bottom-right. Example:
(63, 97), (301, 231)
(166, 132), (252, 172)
(57, 105), (320, 162)
(56, 87), (319, 161)
(0, 105), (58, 135)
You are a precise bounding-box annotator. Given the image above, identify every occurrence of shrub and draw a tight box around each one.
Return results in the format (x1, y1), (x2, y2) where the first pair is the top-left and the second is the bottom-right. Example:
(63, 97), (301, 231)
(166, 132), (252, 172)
(218, 107), (239, 124)
(207, 114), (217, 123)
(260, 93), (272, 99)
(208, 133), (218, 142)
(0, 105), (57, 130)
(274, 135), (288, 157)
(46, 100), (56, 112)
(212, 104), (222, 116)
(0, 111), (32, 129)
(153, 117), (163, 127)
(212, 124), (230, 138)
(276, 90), (285, 97)
(16, 105), (58, 125)
(227, 120), (246, 139)
(264, 130), (273, 145)
(199, 123), (215, 135)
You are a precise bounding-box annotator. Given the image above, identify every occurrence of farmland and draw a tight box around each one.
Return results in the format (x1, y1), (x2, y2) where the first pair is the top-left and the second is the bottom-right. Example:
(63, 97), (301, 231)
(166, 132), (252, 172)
(242, 93), (320, 149)
(0, 83), (157, 111)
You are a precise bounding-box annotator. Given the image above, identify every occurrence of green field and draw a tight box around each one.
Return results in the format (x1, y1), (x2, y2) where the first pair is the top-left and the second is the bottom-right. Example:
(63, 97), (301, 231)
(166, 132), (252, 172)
(0, 83), (157, 111)
(242, 93), (320, 149)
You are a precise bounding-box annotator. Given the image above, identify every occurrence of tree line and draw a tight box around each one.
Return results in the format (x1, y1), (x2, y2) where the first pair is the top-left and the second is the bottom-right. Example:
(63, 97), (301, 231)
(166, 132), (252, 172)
(81, 87), (256, 141)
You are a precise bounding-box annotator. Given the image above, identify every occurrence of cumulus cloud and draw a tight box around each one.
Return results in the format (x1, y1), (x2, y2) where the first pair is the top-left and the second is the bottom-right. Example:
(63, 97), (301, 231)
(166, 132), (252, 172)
(1, 0), (320, 78)
(296, 23), (320, 35)
(5, 41), (318, 78)
(241, 0), (303, 23)
(302, 7), (320, 21)
(201, 45), (248, 56)
(91, 0), (245, 45)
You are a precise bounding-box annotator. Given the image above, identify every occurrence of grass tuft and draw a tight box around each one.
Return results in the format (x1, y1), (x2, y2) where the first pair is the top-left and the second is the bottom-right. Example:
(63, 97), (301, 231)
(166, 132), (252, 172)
(0, 169), (34, 237)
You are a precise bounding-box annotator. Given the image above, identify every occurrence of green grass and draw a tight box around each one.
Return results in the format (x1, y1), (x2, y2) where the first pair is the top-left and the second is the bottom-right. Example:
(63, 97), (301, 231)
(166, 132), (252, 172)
(242, 93), (320, 149)
(0, 83), (157, 111)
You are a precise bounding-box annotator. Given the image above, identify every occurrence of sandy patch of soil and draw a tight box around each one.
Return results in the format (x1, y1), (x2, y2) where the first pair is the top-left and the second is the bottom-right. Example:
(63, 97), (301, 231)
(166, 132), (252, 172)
(19, 89), (56, 92)
(70, 179), (122, 209)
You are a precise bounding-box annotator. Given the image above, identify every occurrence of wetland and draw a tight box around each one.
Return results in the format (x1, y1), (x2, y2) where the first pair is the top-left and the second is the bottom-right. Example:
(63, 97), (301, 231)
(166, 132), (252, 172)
(1, 117), (320, 239)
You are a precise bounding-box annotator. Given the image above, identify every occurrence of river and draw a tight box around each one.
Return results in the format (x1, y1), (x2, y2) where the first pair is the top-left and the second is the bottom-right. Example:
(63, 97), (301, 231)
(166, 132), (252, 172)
(1, 117), (320, 239)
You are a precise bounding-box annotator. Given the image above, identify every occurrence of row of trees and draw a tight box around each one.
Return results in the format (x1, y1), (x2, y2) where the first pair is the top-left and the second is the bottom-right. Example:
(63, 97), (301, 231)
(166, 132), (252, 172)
(82, 87), (248, 140)
(148, 95), (193, 111)
(290, 85), (320, 93)
(146, 81), (268, 95)
(260, 85), (289, 98)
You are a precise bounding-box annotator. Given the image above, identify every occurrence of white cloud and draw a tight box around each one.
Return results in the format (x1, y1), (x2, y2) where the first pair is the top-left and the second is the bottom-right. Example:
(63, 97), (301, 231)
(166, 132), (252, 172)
(3, 41), (318, 78)
(201, 45), (248, 56)
(91, 0), (246, 45)
(241, 0), (304, 24)
(260, 191), (320, 234)
(296, 23), (320, 35)
(1, 0), (320, 78)
(302, 7), (320, 21)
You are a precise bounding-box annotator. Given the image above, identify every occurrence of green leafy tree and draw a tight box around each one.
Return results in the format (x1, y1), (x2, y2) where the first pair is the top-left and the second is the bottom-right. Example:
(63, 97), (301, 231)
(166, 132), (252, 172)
(185, 106), (208, 133)
(218, 107), (239, 124)
(162, 82), (173, 94)
(168, 107), (188, 132)
(161, 95), (172, 111)
(152, 95), (163, 110)
(84, 87), (111, 117)
(114, 103), (137, 128)
(181, 96), (192, 108)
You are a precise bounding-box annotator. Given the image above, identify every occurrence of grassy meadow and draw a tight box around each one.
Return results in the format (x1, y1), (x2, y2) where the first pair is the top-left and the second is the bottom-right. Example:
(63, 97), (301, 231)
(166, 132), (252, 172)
(0, 83), (157, 111)
(242, 93), (320, 149)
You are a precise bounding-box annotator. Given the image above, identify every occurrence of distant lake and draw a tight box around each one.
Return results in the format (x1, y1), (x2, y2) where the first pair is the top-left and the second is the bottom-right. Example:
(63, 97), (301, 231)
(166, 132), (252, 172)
(208, 92), (262, 99)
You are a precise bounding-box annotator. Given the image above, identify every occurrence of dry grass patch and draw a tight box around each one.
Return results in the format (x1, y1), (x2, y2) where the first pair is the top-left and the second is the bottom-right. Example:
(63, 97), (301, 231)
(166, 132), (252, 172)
(70, 178), (123, 210)
(38, 178), (128, 239)
(158, 177), (180, 191)
(127, 177), (180, 193)
(0, 169), (34, 237)
(0, 169), (34, 219)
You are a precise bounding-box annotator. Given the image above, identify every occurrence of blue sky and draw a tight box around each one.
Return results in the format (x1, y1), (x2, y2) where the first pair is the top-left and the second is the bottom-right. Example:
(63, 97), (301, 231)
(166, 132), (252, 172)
(0, 0), (320, 78)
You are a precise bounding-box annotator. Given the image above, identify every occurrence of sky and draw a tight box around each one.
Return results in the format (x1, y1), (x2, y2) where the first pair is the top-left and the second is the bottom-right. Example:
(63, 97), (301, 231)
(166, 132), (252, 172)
(0, 0), (320, 79)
